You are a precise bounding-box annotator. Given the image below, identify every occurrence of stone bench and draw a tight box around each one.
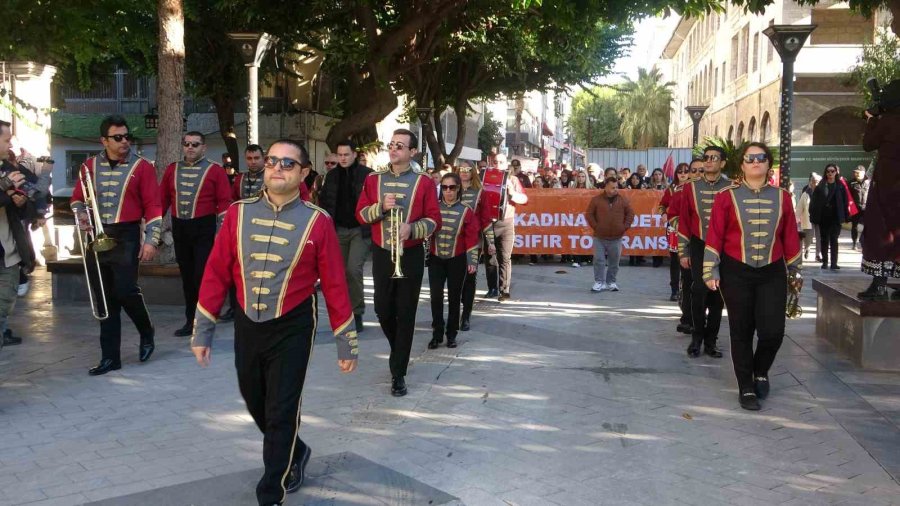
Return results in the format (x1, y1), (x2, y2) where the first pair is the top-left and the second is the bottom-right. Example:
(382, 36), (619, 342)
(47, 259), (185, 306)
(813, 277), (900, 371)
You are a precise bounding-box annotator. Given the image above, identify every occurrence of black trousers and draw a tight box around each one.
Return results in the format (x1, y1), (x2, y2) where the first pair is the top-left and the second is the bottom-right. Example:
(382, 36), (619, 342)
(668, 252), (679, 293)
(372, 244), (425, 378)
(819, 220), (841, 267)
(87, 222), (154, 362)
(850, 210), (864, 245)
(429, 254), (467, 339)
(679, 264), (693, 326)
(719, 255), (787, 393)
(690, 236), (723, 345)
(172, 215), (216, 324)
(485, 218), (515, 294)
(234, 298), (315, 506)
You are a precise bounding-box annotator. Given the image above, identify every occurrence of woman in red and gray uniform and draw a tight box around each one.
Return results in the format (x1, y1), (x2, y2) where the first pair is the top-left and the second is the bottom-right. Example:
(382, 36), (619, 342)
(703, 142), (801, 411)
(429, 172), (480, 349)
(457, 163), (496, 331)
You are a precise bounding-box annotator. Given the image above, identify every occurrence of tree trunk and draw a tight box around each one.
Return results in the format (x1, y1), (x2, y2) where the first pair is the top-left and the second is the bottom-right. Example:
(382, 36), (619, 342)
(326, 68), (397, 150)
(445, 95), (468, 165)
(891, 0), (900, 37)
(156, 0), (185, 265)
(424, 109), (444, 168)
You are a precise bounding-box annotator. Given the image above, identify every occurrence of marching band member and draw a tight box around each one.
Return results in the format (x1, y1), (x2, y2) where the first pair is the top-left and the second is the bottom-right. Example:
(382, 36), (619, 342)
(160, 131), (231, 337)
(703, 142), (801, 410)
(457, 162), (495, 331)
(232, 144), (267, 200)
(428, 173), (480, 349)
(484, 153), (527, 301)
(72, 115), (162, 376)
(356, 128), (440, 397)
(677, 145), (731, 359)
(191, 139), (358, 505)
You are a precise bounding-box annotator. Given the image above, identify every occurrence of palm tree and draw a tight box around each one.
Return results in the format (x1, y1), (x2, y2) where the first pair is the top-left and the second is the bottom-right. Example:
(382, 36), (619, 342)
(615, 68), (674, 149)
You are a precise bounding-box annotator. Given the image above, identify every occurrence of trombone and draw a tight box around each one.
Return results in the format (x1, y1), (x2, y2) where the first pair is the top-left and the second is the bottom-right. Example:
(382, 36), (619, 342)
(388, 197), (405, 279)
(75, 166), (117, 321)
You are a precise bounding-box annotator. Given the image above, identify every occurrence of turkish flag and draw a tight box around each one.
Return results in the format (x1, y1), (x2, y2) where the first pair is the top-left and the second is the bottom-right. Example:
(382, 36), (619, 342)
(662, 152), (675, 182)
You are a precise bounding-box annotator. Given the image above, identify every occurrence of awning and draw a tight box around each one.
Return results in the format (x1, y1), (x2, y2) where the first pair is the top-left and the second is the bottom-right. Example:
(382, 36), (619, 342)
(541, 122), (554, 137)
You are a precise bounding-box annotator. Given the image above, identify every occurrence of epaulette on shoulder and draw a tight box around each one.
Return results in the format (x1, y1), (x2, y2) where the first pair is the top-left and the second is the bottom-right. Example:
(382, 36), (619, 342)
(719, 183), (741, 193)
(303, 200), (331, 218)
(373, 165), (391, 174)
(232, 193), (262, 206)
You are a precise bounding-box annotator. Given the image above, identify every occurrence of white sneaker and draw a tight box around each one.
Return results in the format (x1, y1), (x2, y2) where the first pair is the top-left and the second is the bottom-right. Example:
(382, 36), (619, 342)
(591, 282), (607, 292)
(16, 281), (29, 297)
(572, 262), (581, 268)
(608, 283), (619, 292)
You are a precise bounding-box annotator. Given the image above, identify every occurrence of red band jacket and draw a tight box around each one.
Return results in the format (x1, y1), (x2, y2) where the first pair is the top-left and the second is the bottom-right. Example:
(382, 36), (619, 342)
(160, 158), (232, 222)
(676, 174), (732, 258)
(232, 171), (310, 202)
(430, 200), (480, 268)
(460, 187), (496, 243)
(702, 182), (802, 282)
(659, 183), (686, 253)
(192, 191), (357, 359)
(355, 164), (441, 249)
(70, 151), (162, 246)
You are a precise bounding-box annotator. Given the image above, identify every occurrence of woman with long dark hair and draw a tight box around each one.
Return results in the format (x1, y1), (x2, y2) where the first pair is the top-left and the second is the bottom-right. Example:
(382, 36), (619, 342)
(658, 162), (693, 309)
(456, 163), (496, 331)
(703, 142), (801, 410)
(429, 172), (480, 349)
(809, 163), (848, 270)
(649, 168), (667, 190)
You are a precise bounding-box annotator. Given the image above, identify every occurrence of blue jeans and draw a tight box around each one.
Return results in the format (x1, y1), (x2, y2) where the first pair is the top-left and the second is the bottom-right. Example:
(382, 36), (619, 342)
(593, 238), (622, 284)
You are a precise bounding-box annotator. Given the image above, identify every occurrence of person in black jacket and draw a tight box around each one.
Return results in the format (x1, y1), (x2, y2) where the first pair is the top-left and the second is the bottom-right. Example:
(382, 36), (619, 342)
(319, 140), (373, 332)
(0, 121), (37, 348)
(810, 163), (848, 270)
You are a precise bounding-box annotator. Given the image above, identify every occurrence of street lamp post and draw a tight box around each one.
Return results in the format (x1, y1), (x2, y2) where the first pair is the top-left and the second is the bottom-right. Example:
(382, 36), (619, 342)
(685, 106), (708, 148)
(763, 24), (816, 189)
(415, 107), (434, 168)
(226, 32), (278, 144)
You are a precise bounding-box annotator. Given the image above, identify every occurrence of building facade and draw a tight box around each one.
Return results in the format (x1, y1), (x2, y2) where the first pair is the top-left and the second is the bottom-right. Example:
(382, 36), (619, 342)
(658, 0), (887, 150)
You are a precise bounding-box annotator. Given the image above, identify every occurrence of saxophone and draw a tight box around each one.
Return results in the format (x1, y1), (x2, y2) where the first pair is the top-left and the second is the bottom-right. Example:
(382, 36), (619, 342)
(786, 271), (803, 319)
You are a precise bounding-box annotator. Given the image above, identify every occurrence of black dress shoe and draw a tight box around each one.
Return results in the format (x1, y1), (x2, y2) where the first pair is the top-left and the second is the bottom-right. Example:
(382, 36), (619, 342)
(830, 264), (841, 270)
(428, 337), (442, 349)
(354, 314), (364, 333)
(676, 323), (693, 335)
(139, 343), (155, 362)
(754, 376), (770, 400)
(218, 308), (234, 322)
(391, 376), (407, 397)
(669, 293), (679, 302)
(2, 329), (22, 346)
(704, 344), (723, 358)
(460, 318), (470, 331)
(89, 358), (121, 376)
(686, 341), (701, 358)
(173, 323), (193, 337)
(446, 336), (457, 348)
(739, 390), (761, 411)
(486, 288), (499, 298)
(285, 444), (311, 493)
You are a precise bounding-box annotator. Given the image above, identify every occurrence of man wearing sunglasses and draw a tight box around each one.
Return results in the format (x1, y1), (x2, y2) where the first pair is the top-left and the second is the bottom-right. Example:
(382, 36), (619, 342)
(160, 131), (232, 338)
(318, 140), (373, 334)
(192, 139), (357, 505)
(356, 129), (440, 397)
(677, 146), (731, 359)
(71, 115), (162, 375)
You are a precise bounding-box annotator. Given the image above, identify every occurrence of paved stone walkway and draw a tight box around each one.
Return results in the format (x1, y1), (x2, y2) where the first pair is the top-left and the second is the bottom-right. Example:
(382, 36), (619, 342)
(1, 237), (899, 505)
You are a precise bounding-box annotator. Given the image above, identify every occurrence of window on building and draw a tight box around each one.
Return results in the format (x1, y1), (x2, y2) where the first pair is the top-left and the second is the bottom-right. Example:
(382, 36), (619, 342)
(714, 67), (719, 97)
(731, 35), (739, 80)
(721, 63), (726, 92)
(811, 8), (875, 44)
(767, 20), (775, 62)
(737, 121), (745, 141)
(741, 25), (750, 76)
(66, 151), (94, 187)
(748, 117), (757, 141)
(752, 33), (760, 72)
(761, 112), (771, 143)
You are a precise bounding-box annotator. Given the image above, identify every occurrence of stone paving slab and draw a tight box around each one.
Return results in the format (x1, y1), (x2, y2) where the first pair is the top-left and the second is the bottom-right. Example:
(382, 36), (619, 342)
(2, 236), (900, 506)
(83, 452), (458, 506)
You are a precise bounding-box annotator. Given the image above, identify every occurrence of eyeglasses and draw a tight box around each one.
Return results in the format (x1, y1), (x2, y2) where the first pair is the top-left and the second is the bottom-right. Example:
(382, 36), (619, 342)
(104, 134), (134, 143)
(703, 154), (722, 162)
(440, 184), (458, 191)
(387, 142), (409, 151)
(182, 141), (203, 148)
(458, 167), (472, 173)
(743, 153), (768, 164)
(324, 161), (337, 166)
(264, 156), (301, 171)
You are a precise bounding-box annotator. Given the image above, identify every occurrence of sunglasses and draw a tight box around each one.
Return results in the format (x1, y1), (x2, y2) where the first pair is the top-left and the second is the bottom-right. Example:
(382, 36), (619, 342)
(458, 167), (472, 173)
(387, 142), (409, 151)
(743, 153), (769, 164)
(104, 134), (134, 143)
(182, 141), (203, 148)
(825, 169), (837, 174)
(703, 154), (722, 161)
(441, 184), (458, 191)
(324, 161), (337, 166)
(264, 156), (301, 171)
(676, 169), (689, 174)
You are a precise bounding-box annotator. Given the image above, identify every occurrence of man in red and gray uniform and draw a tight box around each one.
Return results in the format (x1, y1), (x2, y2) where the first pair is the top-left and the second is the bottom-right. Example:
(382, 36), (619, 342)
(72, 115), (162, 375)
(191, 139), (357, 506)
(160, 131), (232, 337)
(356, 128), (440, 397)
(677, 145), (731, 359)
(485, 153), (527, 301)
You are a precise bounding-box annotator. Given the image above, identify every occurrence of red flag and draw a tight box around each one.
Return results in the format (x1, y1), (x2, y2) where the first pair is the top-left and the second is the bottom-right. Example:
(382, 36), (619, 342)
(662, 152), (675, 182)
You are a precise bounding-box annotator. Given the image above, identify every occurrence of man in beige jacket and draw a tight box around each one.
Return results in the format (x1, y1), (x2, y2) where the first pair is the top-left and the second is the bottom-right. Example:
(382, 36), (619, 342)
(586, 176), (635, 292)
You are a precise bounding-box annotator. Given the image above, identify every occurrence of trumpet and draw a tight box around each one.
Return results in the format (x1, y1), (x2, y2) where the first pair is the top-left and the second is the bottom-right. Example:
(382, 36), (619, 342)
(75, 166), (116, 321)
(389, 201), (405, 279)
(786, 271), (803, 319)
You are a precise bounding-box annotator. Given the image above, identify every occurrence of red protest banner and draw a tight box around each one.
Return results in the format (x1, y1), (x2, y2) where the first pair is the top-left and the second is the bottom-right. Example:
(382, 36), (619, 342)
(512, 188), (668, 256)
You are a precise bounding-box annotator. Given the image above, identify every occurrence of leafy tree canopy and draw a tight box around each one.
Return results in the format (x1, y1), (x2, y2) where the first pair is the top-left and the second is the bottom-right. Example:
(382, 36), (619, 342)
(568, 86), (624, 148)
